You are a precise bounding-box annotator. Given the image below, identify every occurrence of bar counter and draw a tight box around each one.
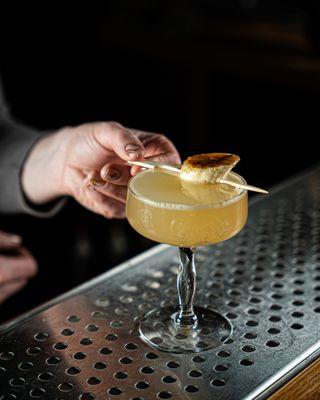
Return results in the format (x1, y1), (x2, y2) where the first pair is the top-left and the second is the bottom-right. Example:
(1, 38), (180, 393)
(1, 166), (320, 399)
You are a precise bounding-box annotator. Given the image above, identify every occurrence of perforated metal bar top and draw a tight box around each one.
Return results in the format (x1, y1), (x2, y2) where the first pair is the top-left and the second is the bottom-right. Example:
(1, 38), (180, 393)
(1, 167), (320, 400)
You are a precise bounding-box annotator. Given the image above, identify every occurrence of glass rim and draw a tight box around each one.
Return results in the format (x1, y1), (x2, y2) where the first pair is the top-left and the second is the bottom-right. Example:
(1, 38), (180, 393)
(128, 170), (248, 211)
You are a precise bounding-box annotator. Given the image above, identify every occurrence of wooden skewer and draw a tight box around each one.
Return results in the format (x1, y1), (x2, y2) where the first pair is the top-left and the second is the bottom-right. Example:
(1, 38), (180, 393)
(127, 160), (268, 194)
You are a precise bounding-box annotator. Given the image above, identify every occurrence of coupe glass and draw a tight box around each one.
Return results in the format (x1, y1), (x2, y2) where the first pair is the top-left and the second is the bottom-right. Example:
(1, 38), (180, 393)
(126, 169), (248, 353)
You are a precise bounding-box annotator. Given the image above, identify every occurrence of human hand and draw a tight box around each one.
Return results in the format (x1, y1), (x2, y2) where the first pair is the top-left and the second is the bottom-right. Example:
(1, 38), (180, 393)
(0, 230), (38, 304)
(22, 122), (180, 218)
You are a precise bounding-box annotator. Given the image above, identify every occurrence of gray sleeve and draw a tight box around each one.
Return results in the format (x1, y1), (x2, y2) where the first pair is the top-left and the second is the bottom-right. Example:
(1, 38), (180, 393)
(0, 79), (66, 217)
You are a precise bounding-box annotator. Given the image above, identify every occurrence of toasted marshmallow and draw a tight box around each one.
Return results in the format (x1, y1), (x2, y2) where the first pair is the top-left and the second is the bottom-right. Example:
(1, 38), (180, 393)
(180, 153), (240, 184)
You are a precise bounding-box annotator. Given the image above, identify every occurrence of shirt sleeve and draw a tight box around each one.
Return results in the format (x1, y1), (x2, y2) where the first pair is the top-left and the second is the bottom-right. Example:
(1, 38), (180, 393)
(0, 78), (66, 217)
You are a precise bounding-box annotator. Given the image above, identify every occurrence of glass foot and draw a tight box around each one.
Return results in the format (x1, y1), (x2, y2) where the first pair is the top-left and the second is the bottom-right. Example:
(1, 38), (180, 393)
(139, 306), (232, 353)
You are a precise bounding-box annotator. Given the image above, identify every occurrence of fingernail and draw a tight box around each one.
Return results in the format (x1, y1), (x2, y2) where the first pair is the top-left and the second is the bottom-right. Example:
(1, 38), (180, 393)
(90, 178), (105, 187)
(104, 168), (121, 181)
(125, 144), (144, 159)
(8, 234), (22, 244)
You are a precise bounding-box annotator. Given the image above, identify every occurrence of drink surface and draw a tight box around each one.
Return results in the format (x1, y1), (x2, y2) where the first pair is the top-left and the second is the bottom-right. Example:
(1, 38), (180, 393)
(126, 170), (248, 247)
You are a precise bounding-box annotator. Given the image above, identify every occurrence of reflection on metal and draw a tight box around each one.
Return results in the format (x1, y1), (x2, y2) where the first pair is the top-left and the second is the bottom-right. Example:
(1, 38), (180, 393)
(1, 167), (320, 399)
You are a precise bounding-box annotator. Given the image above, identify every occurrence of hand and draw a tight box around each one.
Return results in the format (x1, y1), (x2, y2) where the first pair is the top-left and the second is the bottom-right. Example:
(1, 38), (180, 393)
(22, 122), (180, 218)
(0, 230), (38, 304)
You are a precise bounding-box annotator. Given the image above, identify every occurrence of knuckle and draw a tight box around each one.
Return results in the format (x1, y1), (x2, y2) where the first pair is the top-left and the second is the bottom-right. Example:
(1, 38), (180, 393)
(106, 121), (124, 132)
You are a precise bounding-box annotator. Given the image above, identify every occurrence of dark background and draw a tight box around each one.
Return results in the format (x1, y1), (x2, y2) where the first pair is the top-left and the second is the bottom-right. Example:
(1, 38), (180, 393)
(1, 1), (320, 321)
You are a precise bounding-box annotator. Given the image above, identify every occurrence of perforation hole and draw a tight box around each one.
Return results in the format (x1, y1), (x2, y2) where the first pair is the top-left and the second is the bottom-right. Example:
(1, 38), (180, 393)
(136, 381), (150, 389)
(267, 328), (280, 335)
(227, 301), (239, 308)
(211, 379), (226, 387)
(292, 312), (304, 318)
(94, 362), (107, 370)
(100, 347), (112, 355)
(54, 342), (67, 350)
(91, 311), (105, 319)
(266, 340), (280, 347)
(0, 394), (16, 400)
(34, 332), (49, 341)
(145, 352), (158, 359)
(38, 372), (54, 380)
(110, 321), (124, 328)
(61, 328), (74, 336)
(19, 361), (33, 370)
(46, 356), (61, 365)
(192, 356), (205, 363)
(87, 377), (101, 385)
(291, 323), (304, 330)
(26, 346), (42, 356)
(225, 312), (238, 319)
(86, 324), (99, 332)
(9, 377), (25, 386)
(106, 333), (118, 341)
(240, 359), (254, 366)
(247, 308), (260, 315)
(189, 370), (202, 377)
(108, 387), (122, 396)
(141, 366), (155, 374)
(246, 320), (259, 327)
(217, 350), (231, 358)
(292, 300), (304, 307)
(80, 338), (93, 346)
(113, 371), (128, 380)
(67, 315), (80, 322)
(185, 385), (199, 392)
(249, 297), (262, 304)
(157, 391), (172, 399)
(79, 394), (95, 400)
(58, 382), (74, 392)
(120, 357), (133, 365)
(215, 364), (228, 371)
(167, 361), (180, 368)
(269, 304), (283, 312)
(66, 367), (81, 375)
(125, 343), (138, 350)
(73, 352), (86, 360)
(0, 351), (14, 360)
(159, 376), (176, 386)
(269, 316), (281, 322)
(242, 345), (255, 353)
(29, 388), (45, 398)
(244, 332), (257, 339)
(196, 341), (209, 349)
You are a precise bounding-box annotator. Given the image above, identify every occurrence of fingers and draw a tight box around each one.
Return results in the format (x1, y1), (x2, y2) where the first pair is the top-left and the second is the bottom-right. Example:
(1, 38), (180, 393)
(86, 171), (127, 203)
(84, 178), (126, 218)
(134, 131), (181, 164)
(100, 163), (131, 186)
(0, 280), (27, 304)
(0, 230), (22, 250)
(0, 254), (38, 285)
(93, 122), (145, 162)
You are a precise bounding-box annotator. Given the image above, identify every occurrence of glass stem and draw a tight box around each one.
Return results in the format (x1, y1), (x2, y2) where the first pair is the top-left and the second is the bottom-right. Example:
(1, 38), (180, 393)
(175, 247), (198, 327)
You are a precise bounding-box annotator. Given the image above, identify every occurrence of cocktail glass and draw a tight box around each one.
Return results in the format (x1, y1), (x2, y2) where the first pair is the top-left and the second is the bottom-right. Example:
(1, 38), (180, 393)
(126, 169), (248, 353)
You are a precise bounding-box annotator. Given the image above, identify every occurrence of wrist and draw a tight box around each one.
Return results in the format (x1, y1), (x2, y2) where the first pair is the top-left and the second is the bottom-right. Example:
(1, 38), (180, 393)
(22, 129), (70, 205)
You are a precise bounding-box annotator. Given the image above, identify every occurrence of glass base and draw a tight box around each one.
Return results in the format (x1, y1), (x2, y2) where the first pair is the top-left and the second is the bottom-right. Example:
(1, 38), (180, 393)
(139, 306), (232, 353)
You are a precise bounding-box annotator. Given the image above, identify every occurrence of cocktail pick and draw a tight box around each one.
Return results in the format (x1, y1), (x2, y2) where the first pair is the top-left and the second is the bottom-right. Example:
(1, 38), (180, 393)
(127, 160), (268, 194)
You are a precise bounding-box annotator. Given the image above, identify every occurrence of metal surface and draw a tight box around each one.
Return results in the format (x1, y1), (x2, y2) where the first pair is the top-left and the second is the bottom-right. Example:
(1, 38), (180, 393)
(1, 167), (320, 399)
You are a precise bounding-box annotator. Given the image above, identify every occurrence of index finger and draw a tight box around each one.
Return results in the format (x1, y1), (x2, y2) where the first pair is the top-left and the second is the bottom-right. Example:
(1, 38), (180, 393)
(93, 122), (146, 162)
